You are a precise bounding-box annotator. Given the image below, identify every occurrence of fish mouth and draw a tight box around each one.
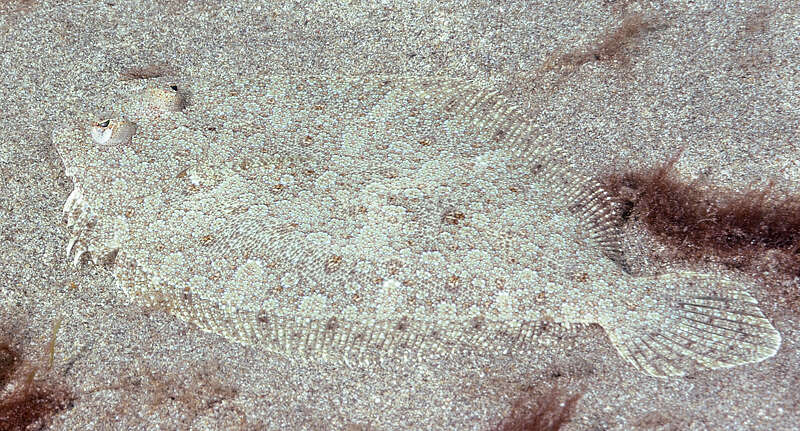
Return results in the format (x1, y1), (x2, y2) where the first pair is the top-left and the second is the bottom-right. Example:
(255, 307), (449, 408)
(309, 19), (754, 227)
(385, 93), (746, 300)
(62, 183), (118, 266)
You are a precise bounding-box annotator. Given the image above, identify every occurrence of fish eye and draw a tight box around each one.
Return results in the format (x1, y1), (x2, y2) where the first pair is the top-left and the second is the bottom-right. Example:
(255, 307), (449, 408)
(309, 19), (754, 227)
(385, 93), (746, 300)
(90, 118), (137, 145)
(144, 84), (185, 112)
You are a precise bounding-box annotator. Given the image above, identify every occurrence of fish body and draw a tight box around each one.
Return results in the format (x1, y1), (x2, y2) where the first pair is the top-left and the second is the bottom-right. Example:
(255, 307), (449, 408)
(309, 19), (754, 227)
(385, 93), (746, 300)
(55, 75), (781, 376)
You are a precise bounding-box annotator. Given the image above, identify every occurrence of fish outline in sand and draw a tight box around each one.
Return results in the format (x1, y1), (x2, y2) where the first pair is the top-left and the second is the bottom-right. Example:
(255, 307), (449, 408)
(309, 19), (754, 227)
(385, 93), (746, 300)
(54, 74), (781, 377)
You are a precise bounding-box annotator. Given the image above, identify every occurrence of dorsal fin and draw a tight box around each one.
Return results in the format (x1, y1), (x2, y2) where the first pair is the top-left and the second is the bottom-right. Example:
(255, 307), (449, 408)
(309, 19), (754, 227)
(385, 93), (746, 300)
(396, 78), (626, 267)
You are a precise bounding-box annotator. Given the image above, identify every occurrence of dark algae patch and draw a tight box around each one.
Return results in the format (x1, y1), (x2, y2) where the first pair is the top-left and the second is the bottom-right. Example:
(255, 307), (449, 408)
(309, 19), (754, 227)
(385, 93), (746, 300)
(602, 151), (800, 306)
(492, 386), (581, 431)
(0, 322), (73, 431)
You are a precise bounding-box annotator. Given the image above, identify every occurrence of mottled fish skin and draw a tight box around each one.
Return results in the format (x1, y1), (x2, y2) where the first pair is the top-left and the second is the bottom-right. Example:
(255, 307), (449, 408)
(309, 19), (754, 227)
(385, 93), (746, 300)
(54, 75), (781, 377)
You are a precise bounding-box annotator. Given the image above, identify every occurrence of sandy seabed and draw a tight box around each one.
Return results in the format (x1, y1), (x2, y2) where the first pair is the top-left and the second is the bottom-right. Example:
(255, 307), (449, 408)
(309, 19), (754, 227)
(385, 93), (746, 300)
(1, 0), (798, 429)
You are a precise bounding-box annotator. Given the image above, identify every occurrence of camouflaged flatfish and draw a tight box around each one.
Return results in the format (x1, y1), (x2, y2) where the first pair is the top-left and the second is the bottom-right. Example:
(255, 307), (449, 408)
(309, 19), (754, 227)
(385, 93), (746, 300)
(54, 74), (781, 377)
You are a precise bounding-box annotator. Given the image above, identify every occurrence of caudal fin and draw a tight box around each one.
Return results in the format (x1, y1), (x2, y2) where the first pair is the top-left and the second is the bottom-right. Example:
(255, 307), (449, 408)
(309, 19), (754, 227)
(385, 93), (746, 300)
(604, 271), (781, 377)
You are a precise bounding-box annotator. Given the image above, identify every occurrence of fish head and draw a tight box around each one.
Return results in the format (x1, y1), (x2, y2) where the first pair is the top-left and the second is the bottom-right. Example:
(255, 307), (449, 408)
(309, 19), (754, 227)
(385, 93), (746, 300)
(54, 77), (197, 266)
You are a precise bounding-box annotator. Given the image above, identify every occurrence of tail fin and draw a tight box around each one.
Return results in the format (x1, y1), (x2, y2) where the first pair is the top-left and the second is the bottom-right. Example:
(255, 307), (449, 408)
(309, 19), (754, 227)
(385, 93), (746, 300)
(604, 271), (781, 377)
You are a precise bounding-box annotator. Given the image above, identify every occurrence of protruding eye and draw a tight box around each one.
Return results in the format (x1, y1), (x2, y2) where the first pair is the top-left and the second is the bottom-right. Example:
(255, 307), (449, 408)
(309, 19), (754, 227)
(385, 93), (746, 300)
(144, 84), (186, 112)
(90, 118), (137, 145)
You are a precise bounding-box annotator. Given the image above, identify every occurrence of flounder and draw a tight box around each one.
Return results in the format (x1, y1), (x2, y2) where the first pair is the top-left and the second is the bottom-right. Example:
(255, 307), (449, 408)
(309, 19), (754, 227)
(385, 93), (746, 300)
(54, 75), (781, 377)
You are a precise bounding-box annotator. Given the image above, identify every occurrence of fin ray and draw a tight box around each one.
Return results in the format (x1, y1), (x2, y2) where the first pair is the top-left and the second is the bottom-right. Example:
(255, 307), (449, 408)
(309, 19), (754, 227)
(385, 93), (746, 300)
(605, 272), (781, 377)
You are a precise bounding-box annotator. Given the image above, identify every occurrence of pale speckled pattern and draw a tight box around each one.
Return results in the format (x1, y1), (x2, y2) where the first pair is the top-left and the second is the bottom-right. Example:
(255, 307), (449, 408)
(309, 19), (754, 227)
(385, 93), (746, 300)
(2, 0), (798, 429)
(55, 75), (779, 377)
